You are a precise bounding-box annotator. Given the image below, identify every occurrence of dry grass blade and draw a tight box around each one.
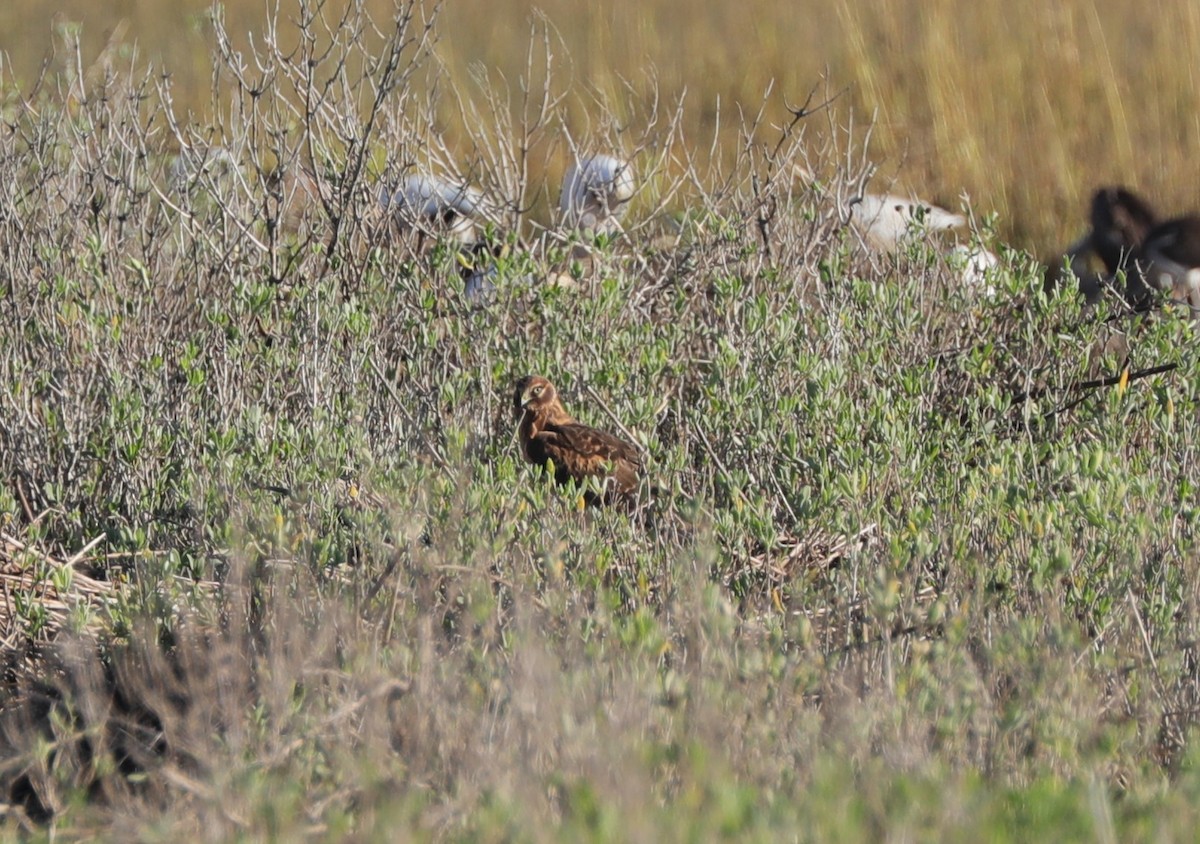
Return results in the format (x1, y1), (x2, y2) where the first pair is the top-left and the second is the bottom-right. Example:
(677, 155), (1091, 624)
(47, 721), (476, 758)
(738, 523), (879, 583)
(0, 532), (117, 640)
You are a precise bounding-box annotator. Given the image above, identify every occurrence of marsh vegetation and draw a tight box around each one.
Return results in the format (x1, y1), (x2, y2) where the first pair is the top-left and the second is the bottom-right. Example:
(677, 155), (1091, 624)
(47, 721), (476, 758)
(0, 1), (1199, 839)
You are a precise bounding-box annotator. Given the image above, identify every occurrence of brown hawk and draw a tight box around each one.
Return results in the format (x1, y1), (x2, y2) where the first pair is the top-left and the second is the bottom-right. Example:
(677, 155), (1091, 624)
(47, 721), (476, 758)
(514, 375), (646, 505)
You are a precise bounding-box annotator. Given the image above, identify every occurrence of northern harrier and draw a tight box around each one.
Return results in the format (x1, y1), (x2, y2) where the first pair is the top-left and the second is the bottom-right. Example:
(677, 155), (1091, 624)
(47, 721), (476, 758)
(514, 375), (645, 505)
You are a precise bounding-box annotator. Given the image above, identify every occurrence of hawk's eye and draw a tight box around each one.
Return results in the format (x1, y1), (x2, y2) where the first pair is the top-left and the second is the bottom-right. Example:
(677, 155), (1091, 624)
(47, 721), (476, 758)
(533, 386), (543, 396)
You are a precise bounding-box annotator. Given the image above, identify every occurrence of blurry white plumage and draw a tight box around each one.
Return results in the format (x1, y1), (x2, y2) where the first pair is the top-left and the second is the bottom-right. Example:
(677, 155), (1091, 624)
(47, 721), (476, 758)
(849, 193), (966, 252)
(379, 174), (489, 245)
(795, 166), (999, 294)
(794, 165), (979, 267)
(558, 154), (636, 234)
(1136, 216), (1200, 311)
(946, 243), (1001, 295)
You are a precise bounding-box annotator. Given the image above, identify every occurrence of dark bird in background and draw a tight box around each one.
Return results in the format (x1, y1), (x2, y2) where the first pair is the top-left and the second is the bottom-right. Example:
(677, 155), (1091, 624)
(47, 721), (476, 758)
(1135, 215), (1200, 311)
(1082, 186), (1159, 276)
(1052, 186), (1159, 302)
(513, 375), (646, 505)
(1054, 186), (1200, 311)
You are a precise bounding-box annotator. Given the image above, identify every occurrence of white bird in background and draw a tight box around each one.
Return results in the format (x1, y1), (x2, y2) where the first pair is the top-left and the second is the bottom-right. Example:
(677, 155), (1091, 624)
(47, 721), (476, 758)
(792, 165), (996, 289)
(843, 184), (1000, 292)
(946, 243), (1001, 296)
(559, 154), (636, 235)
(379, 174), (489, 245)
(374, 159), (637, 303)
(849, 192), (966, 252)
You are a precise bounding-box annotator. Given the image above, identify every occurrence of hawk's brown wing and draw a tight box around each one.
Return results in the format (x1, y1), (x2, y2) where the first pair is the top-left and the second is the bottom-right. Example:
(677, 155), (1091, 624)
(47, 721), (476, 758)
(528, 421), (643, 495)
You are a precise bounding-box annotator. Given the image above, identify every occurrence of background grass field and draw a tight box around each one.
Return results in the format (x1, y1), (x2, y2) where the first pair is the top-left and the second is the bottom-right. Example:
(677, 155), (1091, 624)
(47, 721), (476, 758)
(1, 0), (1200, 840)
(5, 0), (1200, 250)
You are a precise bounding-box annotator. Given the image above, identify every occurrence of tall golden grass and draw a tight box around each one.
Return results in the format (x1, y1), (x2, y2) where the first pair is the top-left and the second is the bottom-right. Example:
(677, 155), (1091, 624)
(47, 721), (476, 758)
(4, 0), (1200, 255)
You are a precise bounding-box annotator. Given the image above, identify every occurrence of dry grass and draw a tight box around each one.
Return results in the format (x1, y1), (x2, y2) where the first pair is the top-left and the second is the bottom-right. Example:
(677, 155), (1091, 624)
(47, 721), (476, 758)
(5, 0), (1200, 254)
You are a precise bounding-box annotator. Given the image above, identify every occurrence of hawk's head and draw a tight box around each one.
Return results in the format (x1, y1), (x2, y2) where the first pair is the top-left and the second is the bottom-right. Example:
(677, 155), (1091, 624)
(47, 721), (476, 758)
(514, 375), (559, 418)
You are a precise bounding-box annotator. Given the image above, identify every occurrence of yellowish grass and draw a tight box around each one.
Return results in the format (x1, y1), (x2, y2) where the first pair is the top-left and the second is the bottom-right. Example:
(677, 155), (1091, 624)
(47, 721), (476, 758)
(4, 0), (1200, 259)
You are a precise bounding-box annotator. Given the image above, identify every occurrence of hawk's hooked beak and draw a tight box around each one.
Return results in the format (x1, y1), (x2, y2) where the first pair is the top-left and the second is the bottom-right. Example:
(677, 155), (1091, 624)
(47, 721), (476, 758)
(515, 385), (535, 418)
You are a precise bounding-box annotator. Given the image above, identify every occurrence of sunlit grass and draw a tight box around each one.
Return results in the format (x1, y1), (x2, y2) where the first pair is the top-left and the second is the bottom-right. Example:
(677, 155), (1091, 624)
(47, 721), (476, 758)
(5, 0), (1200, 254)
